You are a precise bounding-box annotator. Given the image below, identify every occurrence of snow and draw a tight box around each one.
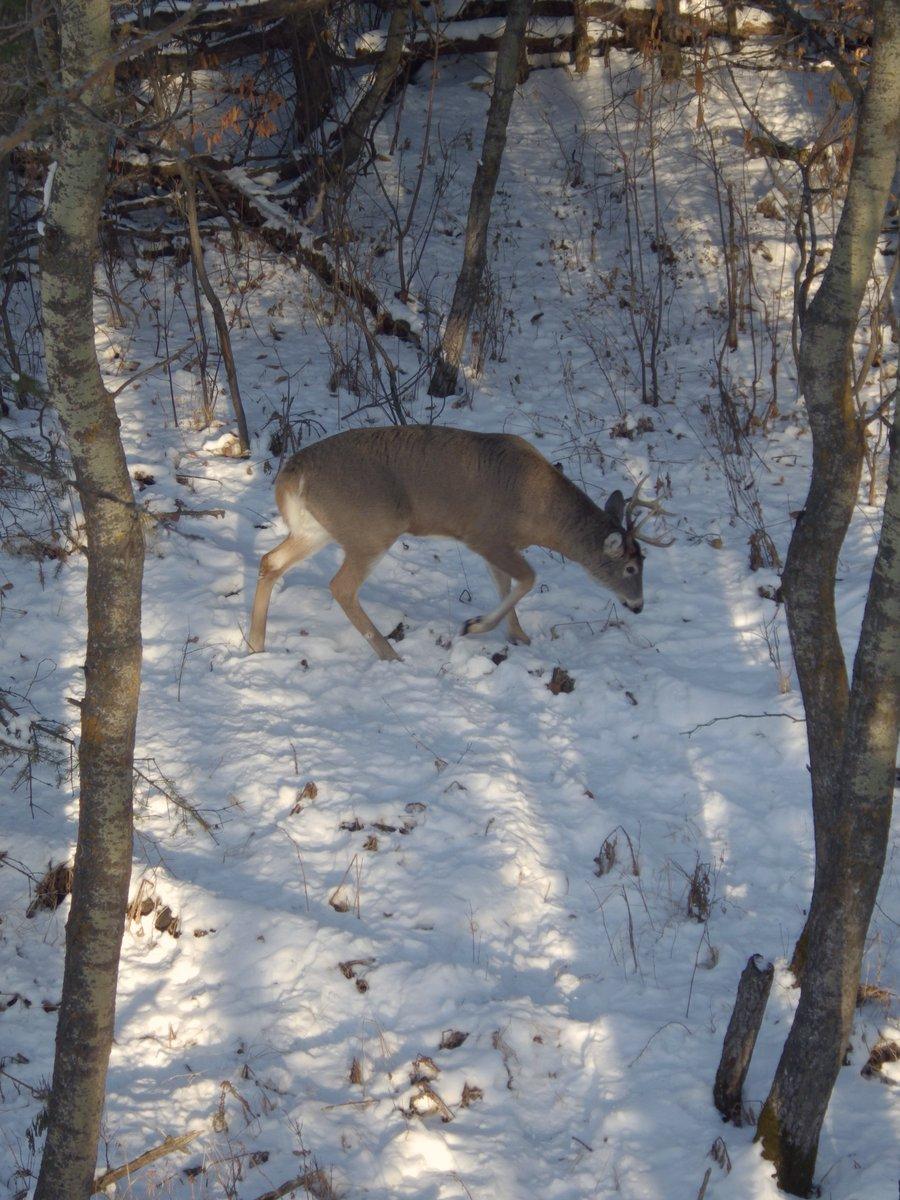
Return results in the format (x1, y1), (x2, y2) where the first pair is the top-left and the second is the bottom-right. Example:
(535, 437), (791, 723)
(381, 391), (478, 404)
(37, 162), (56, 237)
(1, 47), (898, 1200)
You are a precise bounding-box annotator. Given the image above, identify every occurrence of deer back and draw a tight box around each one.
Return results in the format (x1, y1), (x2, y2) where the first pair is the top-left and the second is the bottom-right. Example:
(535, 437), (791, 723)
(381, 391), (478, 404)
(277, 426), (577, 551)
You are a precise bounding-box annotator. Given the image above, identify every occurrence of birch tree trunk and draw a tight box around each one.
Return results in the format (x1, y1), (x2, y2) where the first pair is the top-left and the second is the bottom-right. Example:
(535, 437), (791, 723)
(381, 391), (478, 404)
(428, 0), (531, 397)
(33, 0), (145, 1194)
(755, 2), (900, 1192)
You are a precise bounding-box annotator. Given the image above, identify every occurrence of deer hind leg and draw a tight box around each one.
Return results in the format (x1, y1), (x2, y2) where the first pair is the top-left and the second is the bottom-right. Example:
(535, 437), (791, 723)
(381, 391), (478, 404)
(463, 548), (535, 640)
(248, 535), (321, 653)
(487, 565), (531, 645)
(329, 546), (401, 662)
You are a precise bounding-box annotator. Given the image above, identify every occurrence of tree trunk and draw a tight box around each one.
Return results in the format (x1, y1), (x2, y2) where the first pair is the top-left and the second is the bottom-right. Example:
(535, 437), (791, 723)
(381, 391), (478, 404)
(755, 2), (900, 1193)
(288, 6), (333, 144)
(180, 164), (251, 453)
(0, 0), (30, 276)
(658, 0), (683, 80)
(428, 0), (532, 397)
(279, 0), (410, 209)
(723, 0), (740, 45)
(572, 0), (590, 72)
(784, 0), (899, 886)
(33, 0), (145, 1194)
(332, 0), (409, 178)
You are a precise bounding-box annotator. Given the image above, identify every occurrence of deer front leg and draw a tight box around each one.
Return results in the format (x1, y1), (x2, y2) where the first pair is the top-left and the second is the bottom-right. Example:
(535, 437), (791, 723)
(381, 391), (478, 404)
(462, 548), (535, 640)
(329, 550), (401, 662)
(486, 564), (532, 645)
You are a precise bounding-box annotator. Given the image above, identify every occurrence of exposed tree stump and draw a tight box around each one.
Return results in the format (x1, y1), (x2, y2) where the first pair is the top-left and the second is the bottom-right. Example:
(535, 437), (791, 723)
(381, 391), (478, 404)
(713, 954), (774, 1125)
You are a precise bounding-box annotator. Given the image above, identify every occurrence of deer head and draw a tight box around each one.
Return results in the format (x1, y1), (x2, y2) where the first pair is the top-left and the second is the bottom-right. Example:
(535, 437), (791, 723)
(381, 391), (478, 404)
(592, 479), (674, 614)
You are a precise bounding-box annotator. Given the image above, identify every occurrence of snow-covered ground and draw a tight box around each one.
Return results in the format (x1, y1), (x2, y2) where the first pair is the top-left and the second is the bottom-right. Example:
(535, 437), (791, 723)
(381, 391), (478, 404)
(1, 48), (897, 1200)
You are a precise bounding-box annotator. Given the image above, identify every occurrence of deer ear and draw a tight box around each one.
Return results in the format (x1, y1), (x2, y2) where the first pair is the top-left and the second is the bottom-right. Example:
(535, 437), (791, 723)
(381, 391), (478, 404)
(605, 490), (625, 525)
(603, 531), (624, 558)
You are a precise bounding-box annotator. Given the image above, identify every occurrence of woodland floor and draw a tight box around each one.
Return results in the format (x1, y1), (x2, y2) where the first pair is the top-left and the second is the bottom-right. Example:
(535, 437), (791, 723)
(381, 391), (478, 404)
(1, 41), (898, 1200)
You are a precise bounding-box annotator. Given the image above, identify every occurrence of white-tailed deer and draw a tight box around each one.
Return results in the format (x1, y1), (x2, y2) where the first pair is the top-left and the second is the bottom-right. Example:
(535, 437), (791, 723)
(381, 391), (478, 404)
(248, 426), (672, 661)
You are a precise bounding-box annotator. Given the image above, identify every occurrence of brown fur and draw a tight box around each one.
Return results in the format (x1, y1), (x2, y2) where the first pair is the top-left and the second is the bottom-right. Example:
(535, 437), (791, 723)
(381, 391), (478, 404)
(249, 426), (644, 661)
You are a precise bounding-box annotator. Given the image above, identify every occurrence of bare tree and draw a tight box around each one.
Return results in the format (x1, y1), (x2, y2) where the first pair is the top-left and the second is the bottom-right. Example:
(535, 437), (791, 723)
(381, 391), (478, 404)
(754, 1), (900, 1193)
(33, 0), (145, 1194)
(428, 0), (532, 397)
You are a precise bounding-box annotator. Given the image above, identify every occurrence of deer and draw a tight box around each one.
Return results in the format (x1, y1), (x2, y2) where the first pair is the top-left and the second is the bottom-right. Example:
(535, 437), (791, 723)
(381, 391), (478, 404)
(247, 426), (672, 662)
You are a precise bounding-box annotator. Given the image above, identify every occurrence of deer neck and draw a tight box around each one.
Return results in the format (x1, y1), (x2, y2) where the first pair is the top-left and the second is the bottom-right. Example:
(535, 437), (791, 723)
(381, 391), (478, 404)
(539, 476), (613, 566)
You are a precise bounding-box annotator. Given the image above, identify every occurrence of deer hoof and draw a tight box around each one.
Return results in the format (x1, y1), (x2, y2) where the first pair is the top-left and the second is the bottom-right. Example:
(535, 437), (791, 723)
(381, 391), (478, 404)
(462, 616), (485, 636)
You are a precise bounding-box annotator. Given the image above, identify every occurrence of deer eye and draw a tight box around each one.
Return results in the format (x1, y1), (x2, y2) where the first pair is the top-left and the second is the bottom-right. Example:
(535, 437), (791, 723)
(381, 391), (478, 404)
(625, 564), (638, 576)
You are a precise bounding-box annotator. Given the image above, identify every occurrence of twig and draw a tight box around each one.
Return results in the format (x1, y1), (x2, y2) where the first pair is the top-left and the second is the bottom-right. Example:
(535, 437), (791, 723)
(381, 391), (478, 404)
(685, 925), (710, 1018)
(151, 503), (226, 526)
(0, 1064), (45, 1097)
(626, 1021), (693, 1069)
(382, 699), (448, 769)
(92, 1130), (203, 1193)
(277, 825), (311, 913)
(620, 883), (639, 974)
(322, 1097), (377, 1110)
(176, 631), (198, 703)
(133, 760), (217, 838)
(108, 342), (194, 399)
(491, 1029), (517, 1090)
(680, 711), (803, 737)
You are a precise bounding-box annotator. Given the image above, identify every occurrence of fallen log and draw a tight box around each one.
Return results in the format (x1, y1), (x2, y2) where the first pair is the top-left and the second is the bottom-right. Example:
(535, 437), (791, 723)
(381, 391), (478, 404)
(126, 2), (779, 76)
(108, 149), (422, 348)
(211, 164), (422, 346)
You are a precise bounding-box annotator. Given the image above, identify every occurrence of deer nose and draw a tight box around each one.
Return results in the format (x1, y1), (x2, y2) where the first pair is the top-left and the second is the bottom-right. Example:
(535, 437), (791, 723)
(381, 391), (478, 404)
(630, 601), (643, 614)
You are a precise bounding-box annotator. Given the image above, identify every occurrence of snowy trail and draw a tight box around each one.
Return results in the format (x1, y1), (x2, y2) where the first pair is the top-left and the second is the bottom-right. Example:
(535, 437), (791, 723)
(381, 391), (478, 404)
(107, 504), (820, 1197)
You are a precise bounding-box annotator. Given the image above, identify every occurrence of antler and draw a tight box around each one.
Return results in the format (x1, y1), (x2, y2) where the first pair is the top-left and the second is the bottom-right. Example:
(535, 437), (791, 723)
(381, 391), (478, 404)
(625, 477), (676, 547)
